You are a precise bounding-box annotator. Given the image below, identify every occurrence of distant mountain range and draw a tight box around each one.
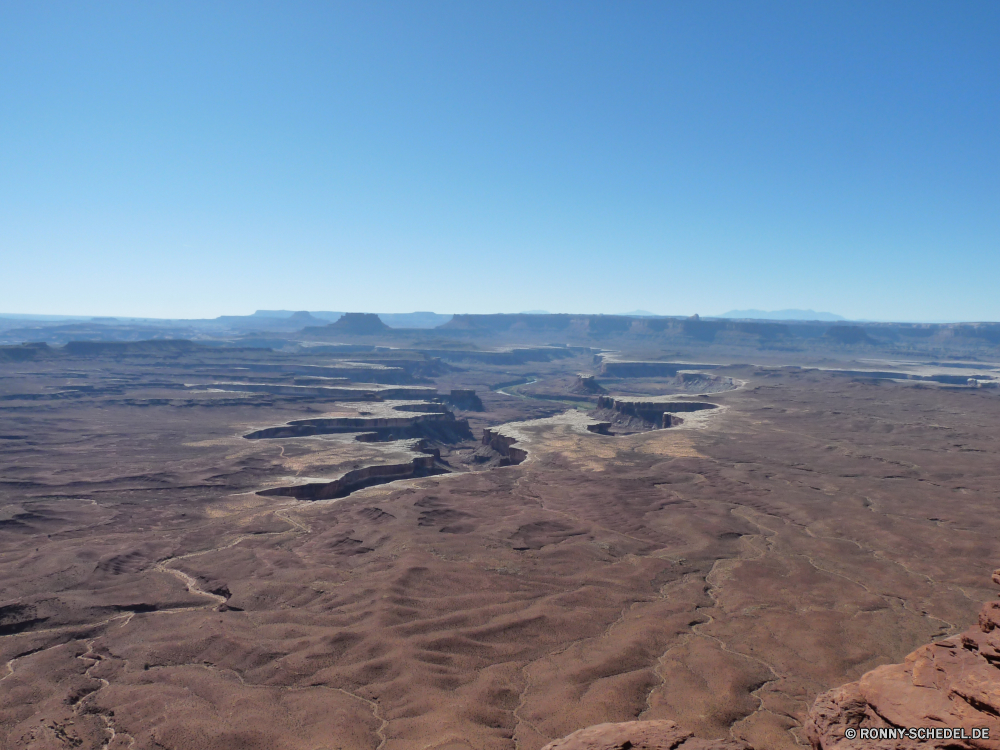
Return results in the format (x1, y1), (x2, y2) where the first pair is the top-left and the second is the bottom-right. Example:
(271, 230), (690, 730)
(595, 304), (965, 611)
(252, 310), (453, 328)
(716, 309), (846, 322)
(0, 310), (456, 346)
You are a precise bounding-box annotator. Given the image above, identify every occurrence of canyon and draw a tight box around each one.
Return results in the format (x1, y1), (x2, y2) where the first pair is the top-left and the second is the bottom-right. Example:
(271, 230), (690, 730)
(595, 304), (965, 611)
(1, 317), (1000, 749)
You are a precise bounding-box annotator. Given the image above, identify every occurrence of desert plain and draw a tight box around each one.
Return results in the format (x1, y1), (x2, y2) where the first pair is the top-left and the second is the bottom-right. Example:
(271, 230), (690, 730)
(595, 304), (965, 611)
(2, 313), (1000, 750)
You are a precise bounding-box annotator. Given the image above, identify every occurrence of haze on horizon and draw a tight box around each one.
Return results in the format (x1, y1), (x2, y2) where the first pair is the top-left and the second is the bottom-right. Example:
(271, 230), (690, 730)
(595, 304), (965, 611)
(2, 2), (998, 323)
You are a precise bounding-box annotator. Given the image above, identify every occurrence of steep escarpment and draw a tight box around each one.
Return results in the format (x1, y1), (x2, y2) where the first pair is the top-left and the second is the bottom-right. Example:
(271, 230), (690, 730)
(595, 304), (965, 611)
(244, 402), (474, 442)
(480, 427), (529, 465)
(259, 448), (444, 500)
(443, 388), (485, 411)
(805, 570), (1000, 750)
(191, 382), (436, 400)
(594, 395), (717, 429)
(321, 312), (390, 334)
(0, 342), (56, 362)
(428, 313), (1000, 357)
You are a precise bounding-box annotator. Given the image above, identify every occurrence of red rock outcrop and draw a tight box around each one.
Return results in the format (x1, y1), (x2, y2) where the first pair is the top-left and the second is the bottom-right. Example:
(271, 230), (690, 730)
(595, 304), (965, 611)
(805, 569), (1000, 750)
(540, 720), (750, 750)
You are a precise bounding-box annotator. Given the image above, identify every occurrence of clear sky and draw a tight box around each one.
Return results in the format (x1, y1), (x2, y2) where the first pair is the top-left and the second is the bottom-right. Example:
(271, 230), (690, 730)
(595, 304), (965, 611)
(2, 2), (998, 321)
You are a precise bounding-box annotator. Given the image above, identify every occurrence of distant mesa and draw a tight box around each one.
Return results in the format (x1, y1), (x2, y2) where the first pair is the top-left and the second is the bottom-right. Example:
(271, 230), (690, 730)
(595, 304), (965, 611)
(0, 342), (54, 362)
(442, 314), (638, 335)
(717, 309), (846, 322)
(261, 310), (327, 326)
(443, 313), (574, 332)
(824, 325), (874, 345)
(378, 311), (453, 329)
(214, 310), (329, 330)
(11, 309), (1000, 356)
(250, 310), (450, 328)
(326, 313), (390, 335)
(251, 310), (343, 321)
(309, 311), (345, 321)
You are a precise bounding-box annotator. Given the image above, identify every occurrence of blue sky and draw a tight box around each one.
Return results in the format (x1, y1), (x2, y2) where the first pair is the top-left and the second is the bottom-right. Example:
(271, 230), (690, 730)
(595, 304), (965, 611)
(2, 2), (998, 321)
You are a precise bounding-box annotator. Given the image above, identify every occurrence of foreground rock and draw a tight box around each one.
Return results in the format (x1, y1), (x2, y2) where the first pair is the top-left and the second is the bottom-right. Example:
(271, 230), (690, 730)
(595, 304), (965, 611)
(540, 720), (750, 750)
(805, 570), (1000, 750)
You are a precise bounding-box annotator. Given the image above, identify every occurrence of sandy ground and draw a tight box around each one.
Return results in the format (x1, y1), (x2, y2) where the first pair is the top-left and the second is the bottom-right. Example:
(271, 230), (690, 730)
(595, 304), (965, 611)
(2, 355), (999, 749)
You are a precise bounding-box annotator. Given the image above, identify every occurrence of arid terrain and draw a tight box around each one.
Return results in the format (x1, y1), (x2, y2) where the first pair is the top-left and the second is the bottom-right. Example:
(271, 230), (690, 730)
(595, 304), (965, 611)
(2, 314), (1000, 750)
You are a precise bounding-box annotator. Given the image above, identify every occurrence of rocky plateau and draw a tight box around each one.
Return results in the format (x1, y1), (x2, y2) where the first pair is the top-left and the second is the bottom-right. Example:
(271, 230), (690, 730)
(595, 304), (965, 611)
(2, 322), (1000, 749)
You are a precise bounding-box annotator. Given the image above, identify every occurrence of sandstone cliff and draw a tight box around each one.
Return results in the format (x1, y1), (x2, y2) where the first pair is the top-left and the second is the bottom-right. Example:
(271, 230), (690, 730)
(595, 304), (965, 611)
(805, 570), (1000, 750)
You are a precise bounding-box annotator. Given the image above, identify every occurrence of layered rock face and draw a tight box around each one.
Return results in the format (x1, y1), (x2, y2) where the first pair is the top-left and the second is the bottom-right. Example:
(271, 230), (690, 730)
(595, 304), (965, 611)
(243, 402), (473, 442)
(480, 427), (528, 465)
(258, 451), (441, 500)
(805, 570), (1000, 750)
(595, 395), (717, 425)
(540, 720), (750, 750)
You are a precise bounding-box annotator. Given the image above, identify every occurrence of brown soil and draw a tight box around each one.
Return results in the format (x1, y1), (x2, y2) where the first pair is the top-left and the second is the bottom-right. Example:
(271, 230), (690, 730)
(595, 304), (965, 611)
(1, 346), (999, 749)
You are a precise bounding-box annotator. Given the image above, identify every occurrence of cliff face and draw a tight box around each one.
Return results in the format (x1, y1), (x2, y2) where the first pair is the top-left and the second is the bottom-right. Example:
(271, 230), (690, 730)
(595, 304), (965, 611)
(805, 570), (1000, 750)
(444, 389), (485, 411)
(595, 395), (717, 425)
(480, 428), (528, 465)
(441, 313), (576, 331)
(434, 314), (1000, 357)
(320, 312), (390, 335)
(244, 404), (473, 442)
(258, 453), (440, 500)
